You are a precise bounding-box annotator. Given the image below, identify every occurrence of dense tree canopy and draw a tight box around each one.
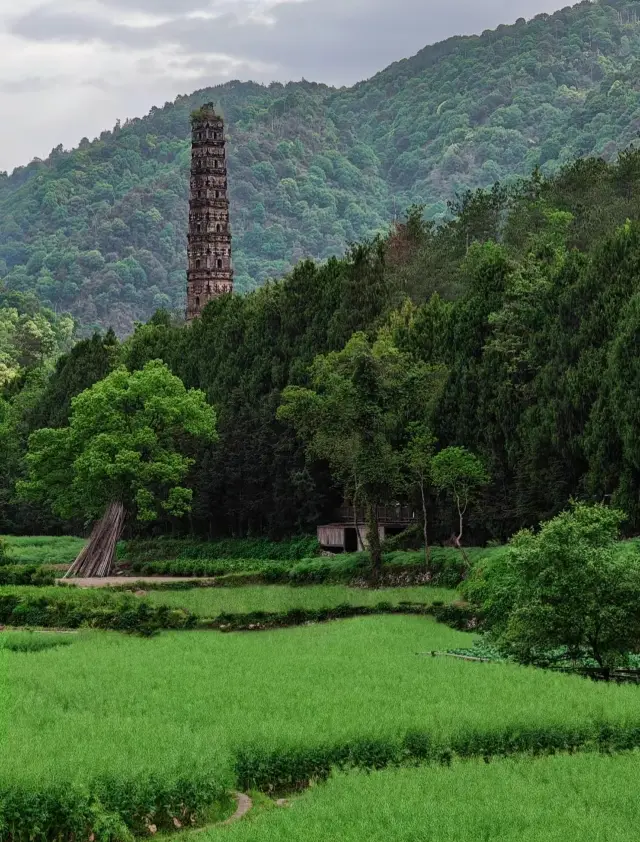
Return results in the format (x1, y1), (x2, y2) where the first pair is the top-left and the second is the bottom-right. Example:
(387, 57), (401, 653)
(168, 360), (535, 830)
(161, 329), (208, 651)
(5, 144), (640, 542)
(19, 360), (217, 524)
(2, 1), (640, 332)
(278, 330), (444, 577)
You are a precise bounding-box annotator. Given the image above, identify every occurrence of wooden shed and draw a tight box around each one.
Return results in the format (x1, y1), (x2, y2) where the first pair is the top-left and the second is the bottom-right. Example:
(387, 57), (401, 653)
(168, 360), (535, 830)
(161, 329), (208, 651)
(317, 506), (415, 553)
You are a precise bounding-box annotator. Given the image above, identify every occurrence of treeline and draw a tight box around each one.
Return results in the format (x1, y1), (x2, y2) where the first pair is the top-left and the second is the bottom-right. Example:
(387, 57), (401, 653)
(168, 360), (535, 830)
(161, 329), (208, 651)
(2, 0), (640, 332)
(6, 149), (640, 540)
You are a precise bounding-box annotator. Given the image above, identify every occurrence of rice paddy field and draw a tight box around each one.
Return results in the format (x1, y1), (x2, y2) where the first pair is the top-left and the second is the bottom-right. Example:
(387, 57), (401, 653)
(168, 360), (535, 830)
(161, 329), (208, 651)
(198, 754), (640, 842)
(3, 535), (640, 841)
(3, 617), (640, 788)
(145, 585), (458, 615)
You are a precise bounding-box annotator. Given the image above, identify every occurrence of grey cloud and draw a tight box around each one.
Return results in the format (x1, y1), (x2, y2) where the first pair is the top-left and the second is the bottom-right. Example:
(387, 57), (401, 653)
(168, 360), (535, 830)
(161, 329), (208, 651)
(10, 0), (566, 86)
(96, 0), (214, 13)
(0, 75), (63, 94)
(10, 8), (156, 48)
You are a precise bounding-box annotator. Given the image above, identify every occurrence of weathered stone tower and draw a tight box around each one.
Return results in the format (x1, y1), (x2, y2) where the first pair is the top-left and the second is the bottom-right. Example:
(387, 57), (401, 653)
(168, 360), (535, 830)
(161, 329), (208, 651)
(186, 104), (233, 321)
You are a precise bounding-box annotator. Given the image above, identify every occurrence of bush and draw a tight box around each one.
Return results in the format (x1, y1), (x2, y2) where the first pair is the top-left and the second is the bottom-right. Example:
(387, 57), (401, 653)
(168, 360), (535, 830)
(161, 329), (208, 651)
(202, 602), (476, 633)
(132, 558), (292, 578)
(234, 722), (640, 792)
(123, 536), (320, 565)
(0, 771), (230, 842)
(465, 504), (640, 669)
(0, 565), (57, 586)
(123, 549), (471, 587)
(0, 588), (196, 636)
(383, 550), (469, 588)
(381, 524), (423, 552)
(287, 554), (369, 585)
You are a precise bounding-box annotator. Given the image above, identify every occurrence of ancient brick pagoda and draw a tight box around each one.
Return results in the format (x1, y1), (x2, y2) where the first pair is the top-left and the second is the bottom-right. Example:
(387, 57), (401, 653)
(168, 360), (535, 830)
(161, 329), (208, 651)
(186, 104), (233, 321)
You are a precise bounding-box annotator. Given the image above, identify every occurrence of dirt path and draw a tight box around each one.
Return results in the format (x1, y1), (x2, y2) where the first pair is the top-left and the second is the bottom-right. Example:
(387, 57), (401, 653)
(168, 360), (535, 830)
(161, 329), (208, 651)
(63, 576), (215, 589)
(223, 793), (253, 825)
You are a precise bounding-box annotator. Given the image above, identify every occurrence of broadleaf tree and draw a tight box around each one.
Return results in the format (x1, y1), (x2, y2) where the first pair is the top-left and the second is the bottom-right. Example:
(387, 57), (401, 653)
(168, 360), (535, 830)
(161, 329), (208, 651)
(465, 503), (640, 675)
(278, 329), (445, 583)
(18, 360), (217, 577)
(431, 446), (489, 559)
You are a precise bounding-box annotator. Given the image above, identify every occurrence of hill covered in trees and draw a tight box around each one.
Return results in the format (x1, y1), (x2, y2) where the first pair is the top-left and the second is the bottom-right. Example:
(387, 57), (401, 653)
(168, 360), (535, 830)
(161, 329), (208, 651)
(2, 0), (640, 334)
(5, 146), (640, 540)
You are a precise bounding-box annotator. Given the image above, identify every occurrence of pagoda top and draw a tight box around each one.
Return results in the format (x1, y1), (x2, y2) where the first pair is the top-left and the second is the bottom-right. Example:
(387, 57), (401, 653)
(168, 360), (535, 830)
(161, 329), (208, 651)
(191, 103), (221, 124)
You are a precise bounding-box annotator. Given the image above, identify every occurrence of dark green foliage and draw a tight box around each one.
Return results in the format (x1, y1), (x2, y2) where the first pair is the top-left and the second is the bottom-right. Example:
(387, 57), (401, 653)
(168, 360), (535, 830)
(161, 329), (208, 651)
(465, 504), (640, 669)
(124, 535), (319, 563)
(25, 329), (119, 431)
(201, 601), (476, 633)
(130, 558), (290, 578)
(0, 564), (56, 586)
(0, 588), (196, 635)
(11, 144), (640, 540)
(0, 772), (230, 842)
(126, 549), (469, 587)
(234, 722), (640, 793)
(3, 2), (640, 333)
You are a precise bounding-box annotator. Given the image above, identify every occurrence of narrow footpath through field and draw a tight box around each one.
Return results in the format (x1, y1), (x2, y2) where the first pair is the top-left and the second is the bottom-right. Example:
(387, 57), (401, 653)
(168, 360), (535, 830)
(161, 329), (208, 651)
(64, 576), (214, 588)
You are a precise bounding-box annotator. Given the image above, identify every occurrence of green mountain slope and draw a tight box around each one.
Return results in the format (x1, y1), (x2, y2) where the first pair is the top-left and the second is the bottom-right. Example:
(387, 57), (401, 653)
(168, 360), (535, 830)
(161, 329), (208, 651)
(2, 0), (640, 334)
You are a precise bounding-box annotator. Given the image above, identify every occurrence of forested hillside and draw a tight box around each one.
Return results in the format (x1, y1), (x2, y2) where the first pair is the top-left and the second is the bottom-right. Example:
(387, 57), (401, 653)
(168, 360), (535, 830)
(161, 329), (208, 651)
(0, 291), (74, 387)
(6, 146), (640, 540)
(2, 0), (640, 333)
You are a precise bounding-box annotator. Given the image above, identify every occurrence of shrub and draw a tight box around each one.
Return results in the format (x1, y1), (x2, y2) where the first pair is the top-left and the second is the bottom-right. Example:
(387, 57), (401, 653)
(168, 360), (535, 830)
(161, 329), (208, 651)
(123, 549), (471, 587)
(202, 602), (474, 633)
(381, 524), (423, 552)
(287, 554), (369, 585)
(465, 503), (640, 669)
(133, 558), (292, 578)
(0, 772), (230, 842)
(234, 722), (640, 792)
(0, 588), (196, 635)
(0, 565), (57, 586)
(123, 536), (320, 565)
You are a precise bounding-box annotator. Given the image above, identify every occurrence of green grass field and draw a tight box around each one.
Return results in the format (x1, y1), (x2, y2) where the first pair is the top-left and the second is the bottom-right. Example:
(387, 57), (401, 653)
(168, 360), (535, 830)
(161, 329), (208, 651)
(1, 535), (85, 566)
(145, 585), (458, 616)
(3, 616), (640, 792)
(5, 536), (640, 840)
(198, 753), (640, 842)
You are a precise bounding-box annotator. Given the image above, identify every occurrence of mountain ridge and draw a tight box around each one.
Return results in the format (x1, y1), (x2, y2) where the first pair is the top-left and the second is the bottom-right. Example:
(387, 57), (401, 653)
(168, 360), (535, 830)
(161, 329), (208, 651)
(2, 0), (640, 334)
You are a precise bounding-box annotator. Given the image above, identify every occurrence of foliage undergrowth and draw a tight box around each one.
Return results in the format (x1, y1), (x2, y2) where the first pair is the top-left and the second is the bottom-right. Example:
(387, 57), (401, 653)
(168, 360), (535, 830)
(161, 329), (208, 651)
(0, 564), (57, 586)
(0, 587), (195, 635)
(123, 536), (320, 565)
(127, 546), (487, 587)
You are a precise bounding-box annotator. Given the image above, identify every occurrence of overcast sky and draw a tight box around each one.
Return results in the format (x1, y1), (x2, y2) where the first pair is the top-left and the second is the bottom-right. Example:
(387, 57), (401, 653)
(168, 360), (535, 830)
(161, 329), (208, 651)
(0, 0), (567, 173)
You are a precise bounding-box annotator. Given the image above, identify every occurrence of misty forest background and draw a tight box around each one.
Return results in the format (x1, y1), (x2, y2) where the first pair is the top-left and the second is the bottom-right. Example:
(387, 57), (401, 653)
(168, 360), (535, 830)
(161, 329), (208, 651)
(4, 0), (640, 544)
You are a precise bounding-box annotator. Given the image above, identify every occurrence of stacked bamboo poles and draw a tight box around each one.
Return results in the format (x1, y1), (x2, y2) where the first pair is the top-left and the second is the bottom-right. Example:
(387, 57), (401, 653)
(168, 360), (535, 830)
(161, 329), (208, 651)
(64, 501), (126, 579)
